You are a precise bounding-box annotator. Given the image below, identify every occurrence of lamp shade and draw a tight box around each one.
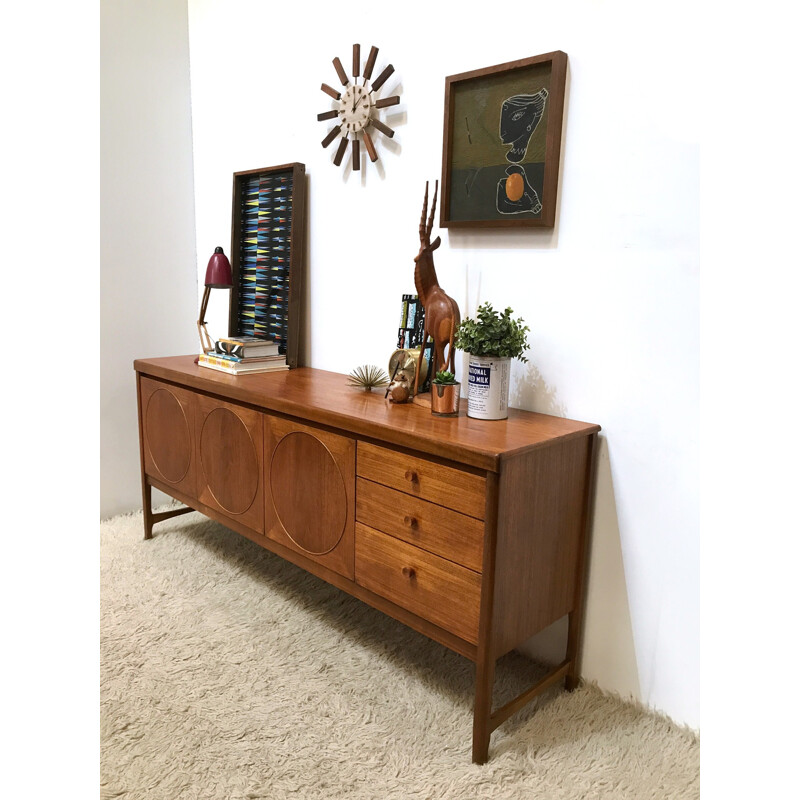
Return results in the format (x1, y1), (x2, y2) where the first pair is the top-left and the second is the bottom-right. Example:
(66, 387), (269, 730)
(204, 246), (233, 288)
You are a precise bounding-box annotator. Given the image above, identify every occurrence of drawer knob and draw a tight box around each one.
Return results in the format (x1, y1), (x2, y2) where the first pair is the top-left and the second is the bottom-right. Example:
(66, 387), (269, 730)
(401, 566), (416, 579)
(404, 469), (419, 484)
(403, 515), (418, 529)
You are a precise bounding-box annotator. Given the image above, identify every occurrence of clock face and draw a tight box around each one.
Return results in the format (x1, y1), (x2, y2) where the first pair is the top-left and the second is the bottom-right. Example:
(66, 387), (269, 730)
(317, 44), (400, 172)
(339, 84), (373, 133)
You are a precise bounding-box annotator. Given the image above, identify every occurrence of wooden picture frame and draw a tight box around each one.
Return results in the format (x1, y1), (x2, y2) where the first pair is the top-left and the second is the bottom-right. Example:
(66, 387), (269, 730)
(228, 163), (307, 368)
(440, 51), (567, 229)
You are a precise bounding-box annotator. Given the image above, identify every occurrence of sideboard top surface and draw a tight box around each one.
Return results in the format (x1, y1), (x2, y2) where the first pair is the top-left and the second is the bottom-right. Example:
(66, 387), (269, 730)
(134, 356), (600, 471)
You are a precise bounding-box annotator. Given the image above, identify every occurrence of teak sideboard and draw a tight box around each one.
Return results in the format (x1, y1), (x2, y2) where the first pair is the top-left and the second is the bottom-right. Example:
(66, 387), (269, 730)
(134, 355), (600, 763)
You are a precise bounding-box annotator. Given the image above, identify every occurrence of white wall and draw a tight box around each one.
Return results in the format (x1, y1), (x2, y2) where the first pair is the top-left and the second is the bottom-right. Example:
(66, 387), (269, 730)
(186, 0), (699, 728)
(101, 0), (198, 518)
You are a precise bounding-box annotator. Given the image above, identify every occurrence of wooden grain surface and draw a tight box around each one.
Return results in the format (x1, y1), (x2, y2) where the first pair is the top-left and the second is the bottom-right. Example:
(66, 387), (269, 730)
(140, 377), (196, 497)
(270, 430), (348, 555)
(355, 523), (481, 645)
(357, 441), (486, 519)
(356, 477), (484, 572)
(134, 358), (600, 472)
(490, 435), (591, 658)
(136, 360), (601, 761)
(264, 415), (355, 580)
(195, 392), (264, 534)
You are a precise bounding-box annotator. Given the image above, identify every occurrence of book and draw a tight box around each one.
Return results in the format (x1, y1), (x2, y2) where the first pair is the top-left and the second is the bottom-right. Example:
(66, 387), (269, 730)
(396, 294), (426, 348)
(209, 351), (285, 364)
(216, 336), (281, 359)
(396, 293), (432, 392)
(198, 353), (289, 375)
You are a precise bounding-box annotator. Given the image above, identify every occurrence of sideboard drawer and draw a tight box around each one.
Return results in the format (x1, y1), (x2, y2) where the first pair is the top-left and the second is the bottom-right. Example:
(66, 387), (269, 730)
(355, 523), (481, 644)
(357, 442), (486, 519)
(356, 478), (484, 572)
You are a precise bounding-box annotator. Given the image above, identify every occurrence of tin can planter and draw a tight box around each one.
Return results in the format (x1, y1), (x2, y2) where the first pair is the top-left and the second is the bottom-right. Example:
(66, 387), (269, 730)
(430, 382), (461, 416)
(467, 355), (511, 420)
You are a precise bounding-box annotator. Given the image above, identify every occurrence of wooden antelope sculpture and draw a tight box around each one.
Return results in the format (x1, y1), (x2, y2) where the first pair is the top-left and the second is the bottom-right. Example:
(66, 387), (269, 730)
(413, 180), (461, 397)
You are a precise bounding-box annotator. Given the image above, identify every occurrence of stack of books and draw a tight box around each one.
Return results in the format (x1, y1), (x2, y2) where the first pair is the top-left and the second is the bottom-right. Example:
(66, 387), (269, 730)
(197, 336), (289, 375)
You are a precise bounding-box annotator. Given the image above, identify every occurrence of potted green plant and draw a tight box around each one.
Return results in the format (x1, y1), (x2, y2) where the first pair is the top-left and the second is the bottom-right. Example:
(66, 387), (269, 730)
(454, 303), (530, 420)
(430, 369), (461, 416)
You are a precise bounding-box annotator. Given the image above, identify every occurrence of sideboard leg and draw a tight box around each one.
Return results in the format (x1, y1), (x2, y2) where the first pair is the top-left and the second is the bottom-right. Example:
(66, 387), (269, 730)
(137, 372), (154, 541)
(472, 654), (495, 764)
(564, 610), (582, 691)
(565, 431), (599, 692)
(142, 481), (154, 540)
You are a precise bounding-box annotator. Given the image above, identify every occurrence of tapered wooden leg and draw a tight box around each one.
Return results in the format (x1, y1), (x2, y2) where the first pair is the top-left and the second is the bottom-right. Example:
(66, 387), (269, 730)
(472, 654), (495, 764)
(142, 481), (194, 539)
(564, 610), (582, 691)
(136, 372), (155, 541)
(473, 470), (499, 764)
(565, 432), (599, 692)
(142, 481), (154, 540)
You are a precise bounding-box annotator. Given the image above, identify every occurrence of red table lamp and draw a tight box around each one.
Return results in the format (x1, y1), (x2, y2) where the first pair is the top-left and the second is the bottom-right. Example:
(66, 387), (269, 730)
(197, 246), (233, 354)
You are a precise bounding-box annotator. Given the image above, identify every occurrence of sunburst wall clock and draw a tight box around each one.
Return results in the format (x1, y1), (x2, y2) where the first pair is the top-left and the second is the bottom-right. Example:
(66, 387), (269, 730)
(317, 44), (400, 171)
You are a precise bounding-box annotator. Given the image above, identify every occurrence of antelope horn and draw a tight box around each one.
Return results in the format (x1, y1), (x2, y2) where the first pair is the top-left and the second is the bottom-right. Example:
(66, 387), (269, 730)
(419, 181), (429, 242)
(427, 180), (438, 238)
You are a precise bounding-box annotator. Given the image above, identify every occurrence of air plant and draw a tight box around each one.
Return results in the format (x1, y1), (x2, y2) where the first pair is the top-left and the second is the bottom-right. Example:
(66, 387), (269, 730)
(348, 364), (390, 391)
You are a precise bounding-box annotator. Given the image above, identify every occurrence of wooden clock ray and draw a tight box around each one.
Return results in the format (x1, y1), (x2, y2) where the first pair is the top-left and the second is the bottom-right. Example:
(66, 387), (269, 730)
(317, 43), (400, 171)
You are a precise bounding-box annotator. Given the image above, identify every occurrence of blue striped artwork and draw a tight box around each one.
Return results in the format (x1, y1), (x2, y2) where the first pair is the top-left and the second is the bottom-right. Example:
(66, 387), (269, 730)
(235, 170), (294, 350)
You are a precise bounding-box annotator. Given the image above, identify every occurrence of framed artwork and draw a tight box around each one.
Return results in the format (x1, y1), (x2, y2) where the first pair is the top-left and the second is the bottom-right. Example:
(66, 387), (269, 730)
(228, 163), (306, 368)
(440, 51), (567, 229)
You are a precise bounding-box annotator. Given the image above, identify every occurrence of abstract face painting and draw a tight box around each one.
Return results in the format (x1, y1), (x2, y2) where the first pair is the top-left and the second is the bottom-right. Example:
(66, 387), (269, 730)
(495, 88), (549, 214)
(500, 89), (548, 163)
(442, 52), (566, 227)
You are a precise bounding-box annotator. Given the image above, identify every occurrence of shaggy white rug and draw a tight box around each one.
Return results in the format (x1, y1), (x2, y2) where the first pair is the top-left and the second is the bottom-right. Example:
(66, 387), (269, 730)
(101, 509), (699, 799)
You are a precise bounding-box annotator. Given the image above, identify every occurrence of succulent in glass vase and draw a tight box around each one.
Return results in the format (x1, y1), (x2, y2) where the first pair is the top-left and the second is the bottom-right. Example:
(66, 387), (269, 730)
(430, 369), (461, 417)
(432, 369), (458, 385)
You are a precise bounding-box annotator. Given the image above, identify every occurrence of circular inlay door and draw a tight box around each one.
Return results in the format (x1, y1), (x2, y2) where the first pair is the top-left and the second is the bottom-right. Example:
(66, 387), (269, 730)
(199, 407), (260, 515)
(146, 389), (191, 483)
(270, 431), (348, 555)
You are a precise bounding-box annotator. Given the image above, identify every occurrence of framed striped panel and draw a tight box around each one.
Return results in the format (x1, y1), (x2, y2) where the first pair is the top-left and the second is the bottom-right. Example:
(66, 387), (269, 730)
(228, 163), (306, 368)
